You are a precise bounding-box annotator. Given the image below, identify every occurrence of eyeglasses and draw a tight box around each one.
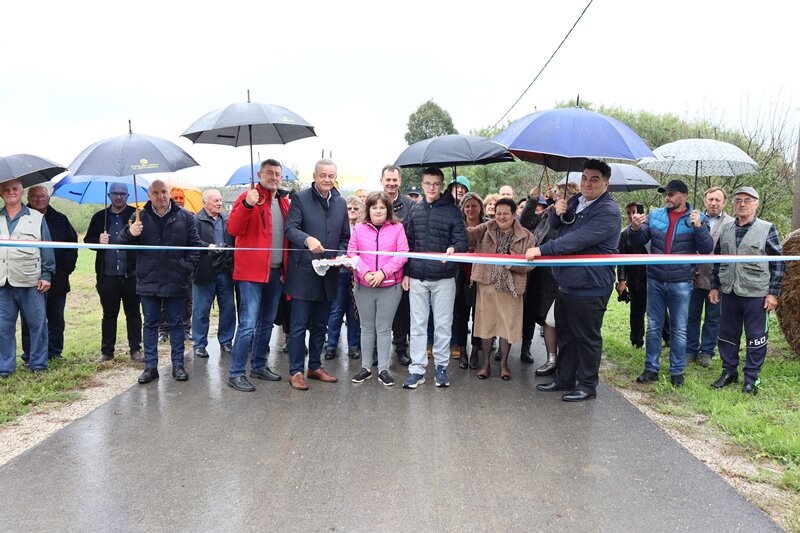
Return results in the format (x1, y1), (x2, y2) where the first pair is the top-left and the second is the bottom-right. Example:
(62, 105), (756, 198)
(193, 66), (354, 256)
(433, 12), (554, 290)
(733, 198), (756, 205)
(347, 207), (360, 211)
(421, 181), (442, 189)
(109, 192), (129, 197)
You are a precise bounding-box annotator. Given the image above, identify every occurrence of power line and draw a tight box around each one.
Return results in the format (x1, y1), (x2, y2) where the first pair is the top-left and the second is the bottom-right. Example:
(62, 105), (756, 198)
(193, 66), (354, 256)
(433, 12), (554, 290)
(492, 0), (595, 129)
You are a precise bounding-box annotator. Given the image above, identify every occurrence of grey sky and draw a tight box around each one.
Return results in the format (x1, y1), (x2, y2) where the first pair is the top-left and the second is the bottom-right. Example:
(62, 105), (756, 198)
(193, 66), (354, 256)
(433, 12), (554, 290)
(1, 0), (797, 190)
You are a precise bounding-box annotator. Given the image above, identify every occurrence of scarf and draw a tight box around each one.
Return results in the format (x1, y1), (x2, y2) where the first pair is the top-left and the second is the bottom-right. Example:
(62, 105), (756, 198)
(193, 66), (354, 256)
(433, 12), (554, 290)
(490, 227), (518, 297)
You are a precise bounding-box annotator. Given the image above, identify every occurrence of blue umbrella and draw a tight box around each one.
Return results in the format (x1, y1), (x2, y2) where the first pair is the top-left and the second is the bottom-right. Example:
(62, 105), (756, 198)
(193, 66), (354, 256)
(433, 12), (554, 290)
(225, 162), (297, 186)
(52, 174), (150, 204)
(494, 107), (654, 172)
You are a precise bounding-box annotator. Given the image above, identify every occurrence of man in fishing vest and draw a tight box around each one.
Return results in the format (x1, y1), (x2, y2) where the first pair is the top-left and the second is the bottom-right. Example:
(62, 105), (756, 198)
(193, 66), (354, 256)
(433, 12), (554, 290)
(709, 186), (784, 394)
(0, 179), (56, 377)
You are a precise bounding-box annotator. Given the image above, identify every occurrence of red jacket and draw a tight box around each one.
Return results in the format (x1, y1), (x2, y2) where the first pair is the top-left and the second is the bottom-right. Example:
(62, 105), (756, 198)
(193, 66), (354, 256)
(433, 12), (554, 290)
(227, 185), (290, 283)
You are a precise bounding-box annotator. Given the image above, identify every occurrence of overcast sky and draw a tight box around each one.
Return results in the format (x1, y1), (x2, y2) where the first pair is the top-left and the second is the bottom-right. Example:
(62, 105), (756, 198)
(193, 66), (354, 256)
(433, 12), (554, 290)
(1, 0), (798, 191)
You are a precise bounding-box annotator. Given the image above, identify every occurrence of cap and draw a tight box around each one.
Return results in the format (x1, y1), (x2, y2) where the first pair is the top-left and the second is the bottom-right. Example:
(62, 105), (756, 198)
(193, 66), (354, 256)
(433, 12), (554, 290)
(455, 175), (471, 192)
(732, 186), (759, 200)
(404, 185), (421, 196)
(657, 179), (689, 194)
(537, 195), (548, 206)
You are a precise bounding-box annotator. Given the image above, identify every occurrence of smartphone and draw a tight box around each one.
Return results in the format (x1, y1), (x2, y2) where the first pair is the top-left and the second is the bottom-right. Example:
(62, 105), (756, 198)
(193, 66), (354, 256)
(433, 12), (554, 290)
(635, 204), (645, 214)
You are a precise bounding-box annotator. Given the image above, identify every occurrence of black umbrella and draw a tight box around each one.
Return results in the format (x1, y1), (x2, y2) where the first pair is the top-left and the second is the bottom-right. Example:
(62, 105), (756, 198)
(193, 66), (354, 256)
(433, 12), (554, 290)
(181, 90), (316, 188)
(561, 163), (660, 192)
(0, 154), (66, 188)
(395, 134), (514, 171)
(70, 121), (199, 221)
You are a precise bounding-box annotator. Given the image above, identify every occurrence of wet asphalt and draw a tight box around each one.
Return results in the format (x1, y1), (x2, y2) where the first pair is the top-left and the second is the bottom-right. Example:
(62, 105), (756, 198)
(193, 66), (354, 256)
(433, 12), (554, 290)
(0, 329), (781, 532)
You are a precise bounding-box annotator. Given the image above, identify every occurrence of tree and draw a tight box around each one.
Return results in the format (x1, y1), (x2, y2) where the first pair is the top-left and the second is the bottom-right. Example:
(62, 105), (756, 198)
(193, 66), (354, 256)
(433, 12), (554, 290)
(404, 99), (458, 145)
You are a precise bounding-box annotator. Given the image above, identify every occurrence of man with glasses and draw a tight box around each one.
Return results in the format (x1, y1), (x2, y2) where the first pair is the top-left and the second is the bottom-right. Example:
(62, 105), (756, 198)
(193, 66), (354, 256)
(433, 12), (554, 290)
(226, 159), (290, 392)
(84, 182), (144, 363)
(402, 167), (467, 389)
(686, 187), (734, 368)
(19, 185), (77, 363)
(710, 187), (784, 394)
(628, 179), (713, 387)
(380, 164), (414, 366)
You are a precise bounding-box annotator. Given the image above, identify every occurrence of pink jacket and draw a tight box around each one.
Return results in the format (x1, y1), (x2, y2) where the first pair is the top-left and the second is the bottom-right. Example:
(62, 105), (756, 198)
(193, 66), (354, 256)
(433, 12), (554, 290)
(347, 221), (409, 288)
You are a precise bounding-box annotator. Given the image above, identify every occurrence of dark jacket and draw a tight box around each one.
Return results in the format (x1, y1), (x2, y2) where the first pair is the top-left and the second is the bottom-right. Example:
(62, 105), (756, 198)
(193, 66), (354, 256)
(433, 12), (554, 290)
(284, 185), (350, 301)
(538, 192), (621, 295)
(392, 193), (416, 222)
(84, 205), (138, 279)
(33, 205), (78, 295)
(405, 191), (468, 281)
(617, 224), (648, 286)
(194, 208), (234, 285)
(118, 200), (201, 297)
(627, 204), (713, 283)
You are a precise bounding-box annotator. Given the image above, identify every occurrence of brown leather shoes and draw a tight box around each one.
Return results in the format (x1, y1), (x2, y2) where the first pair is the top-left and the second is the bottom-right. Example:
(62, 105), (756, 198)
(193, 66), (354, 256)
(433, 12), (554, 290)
(290, 372), (308, 390)
(307, 367), (338, 383)
(130, 350), (145, 363)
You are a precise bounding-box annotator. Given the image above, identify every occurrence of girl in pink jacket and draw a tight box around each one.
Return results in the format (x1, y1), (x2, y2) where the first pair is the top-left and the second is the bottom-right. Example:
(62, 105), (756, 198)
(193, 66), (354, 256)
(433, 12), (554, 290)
(347, 192), (409, 386)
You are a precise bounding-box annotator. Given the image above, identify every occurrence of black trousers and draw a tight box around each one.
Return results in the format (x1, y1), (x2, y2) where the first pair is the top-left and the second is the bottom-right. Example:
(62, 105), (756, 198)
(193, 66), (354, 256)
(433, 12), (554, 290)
(392, 290), (410, 352)
(628, 278), (647, 346)
(718, 292), (769, 384)
(97, 275), (142, 356)
(553, 290), (611, 395)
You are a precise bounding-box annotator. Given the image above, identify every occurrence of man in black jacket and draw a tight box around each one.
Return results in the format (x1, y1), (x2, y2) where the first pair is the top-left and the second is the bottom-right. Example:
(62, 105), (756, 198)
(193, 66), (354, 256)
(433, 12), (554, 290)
(84, 182), (143, 363)
(21, 185), (78, 361)
(526, 160), (621, 402)
(402, 167), (468, 390)
(120, 180), (201, 384)
(191, 189), (235, 358)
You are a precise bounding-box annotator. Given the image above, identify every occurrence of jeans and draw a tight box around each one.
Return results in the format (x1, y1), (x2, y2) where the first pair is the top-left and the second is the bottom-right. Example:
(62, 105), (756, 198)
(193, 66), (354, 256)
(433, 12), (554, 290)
(192, 272), (236, 350)
(229, 271), (283, 378)
(97, 275), (142, 356)
(288, 298), (331, 375)
(141, 295), (185, 369)
(686, 287), (721, 357)
(353, 283), (403, 372)
(0, 285), (48, 374)
(644, 279), (692, 376)
(326, 270), (360, 350)
(21, 291), (67, 358)
(409, 278), (455, 375)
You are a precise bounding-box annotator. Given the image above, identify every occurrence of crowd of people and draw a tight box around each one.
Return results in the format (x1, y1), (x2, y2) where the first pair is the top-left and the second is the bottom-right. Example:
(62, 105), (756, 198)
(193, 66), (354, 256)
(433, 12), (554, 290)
(0, 158), (785, 399)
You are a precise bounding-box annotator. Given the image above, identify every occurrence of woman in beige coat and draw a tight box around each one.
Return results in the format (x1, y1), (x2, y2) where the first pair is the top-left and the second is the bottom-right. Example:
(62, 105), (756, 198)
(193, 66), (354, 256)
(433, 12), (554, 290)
(467, 197), (533, 380)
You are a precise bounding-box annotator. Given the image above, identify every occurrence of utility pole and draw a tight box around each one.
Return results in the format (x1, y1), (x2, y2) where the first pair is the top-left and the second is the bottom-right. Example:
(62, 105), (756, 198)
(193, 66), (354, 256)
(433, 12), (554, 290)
(794, 124), (800, 231)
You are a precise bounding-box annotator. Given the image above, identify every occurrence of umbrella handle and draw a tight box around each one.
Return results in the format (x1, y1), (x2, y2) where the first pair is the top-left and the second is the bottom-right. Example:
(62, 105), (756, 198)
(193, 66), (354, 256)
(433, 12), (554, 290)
(132, 174), (141, 223)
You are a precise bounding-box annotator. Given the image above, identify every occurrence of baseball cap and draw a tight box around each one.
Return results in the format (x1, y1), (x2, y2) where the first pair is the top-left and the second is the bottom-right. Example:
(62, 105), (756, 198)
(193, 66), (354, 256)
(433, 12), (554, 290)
(732, 186), (759, 199)
(405, 185), (421, 196)
(657, 179), (689, 194)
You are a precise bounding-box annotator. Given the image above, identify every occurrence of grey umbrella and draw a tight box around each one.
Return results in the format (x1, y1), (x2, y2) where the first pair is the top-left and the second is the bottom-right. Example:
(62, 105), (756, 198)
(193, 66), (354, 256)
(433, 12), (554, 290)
(181, 90), (316, 188)
(0, 154), (66, 188)
(562, 163), (660, 192)
(69, 121), (199, 220)
(395, 134), (514, 169)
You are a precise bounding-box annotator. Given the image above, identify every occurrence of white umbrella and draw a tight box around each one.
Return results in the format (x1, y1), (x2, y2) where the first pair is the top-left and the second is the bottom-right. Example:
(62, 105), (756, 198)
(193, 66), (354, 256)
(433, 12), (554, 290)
(639, 138), (757, 206)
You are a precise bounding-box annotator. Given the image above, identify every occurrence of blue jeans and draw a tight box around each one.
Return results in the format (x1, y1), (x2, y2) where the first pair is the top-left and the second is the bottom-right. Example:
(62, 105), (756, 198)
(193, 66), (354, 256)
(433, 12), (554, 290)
(326, 271), (360, 350)
(645, 279), (692, 376)
(0, 286), (48, 374)
(141, 295), (185, 369)
(229, 271), (283, 378)
(685, 287), (720, 357)
(289, 298), (331, 375)
(192, 272), (236, 350)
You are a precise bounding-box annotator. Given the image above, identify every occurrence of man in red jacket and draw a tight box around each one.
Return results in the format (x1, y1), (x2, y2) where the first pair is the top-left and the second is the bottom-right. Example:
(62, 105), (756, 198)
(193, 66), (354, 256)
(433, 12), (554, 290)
(226, 159), (290, 392)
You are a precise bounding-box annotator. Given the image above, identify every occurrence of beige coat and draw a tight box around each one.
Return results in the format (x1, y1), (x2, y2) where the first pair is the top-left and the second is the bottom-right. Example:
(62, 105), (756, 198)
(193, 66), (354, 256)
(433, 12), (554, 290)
(467, 219), (533, 296)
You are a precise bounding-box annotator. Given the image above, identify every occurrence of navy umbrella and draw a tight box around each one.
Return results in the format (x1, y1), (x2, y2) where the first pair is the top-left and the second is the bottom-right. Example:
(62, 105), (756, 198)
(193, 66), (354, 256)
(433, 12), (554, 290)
(0, 154), (66, 188)
(181, 91), (315, 188)
(70, 121), (199, 221)
(494, 107), (653, 172)
(561, 163), (660, 192)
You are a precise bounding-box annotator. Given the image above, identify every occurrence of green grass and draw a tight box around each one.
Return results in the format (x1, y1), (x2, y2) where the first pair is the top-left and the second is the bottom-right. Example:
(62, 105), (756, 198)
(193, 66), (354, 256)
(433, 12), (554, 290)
(601, 297), (800, 492)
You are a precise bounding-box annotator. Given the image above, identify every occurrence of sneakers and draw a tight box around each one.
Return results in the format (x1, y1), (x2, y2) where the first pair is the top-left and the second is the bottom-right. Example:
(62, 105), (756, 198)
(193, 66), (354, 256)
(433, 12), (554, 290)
(686, 354), (698, 365)
(348, 347), (361, 360)
(158, 332), (168, 344)
(193, 347), (209, 358)
(636, 370), (659, 383)
(220, 343), (233, 355)
(378, 370), (395, 387)
(351, 368), (372, 383)
(699, 354), (712, 368)
(403, 373), (426, 389)
(324, 347), (337, 360)
(435, 365), (449, 387)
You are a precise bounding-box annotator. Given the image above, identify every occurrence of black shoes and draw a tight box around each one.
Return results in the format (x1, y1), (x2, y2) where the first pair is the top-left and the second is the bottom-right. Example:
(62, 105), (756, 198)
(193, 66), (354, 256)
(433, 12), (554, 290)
(98, 353), (114, 362)
(397, 350), (411, 366)
(172, 366), (188, 381)
(138, 367), (159, 384)
(520, 345), (534, 364)
(563, 390), (596, 402)
(351, 368), (372, 383)
(378, 370), (395, 386)
(251, 367), (281, 381)
(228, 376), (255, 392)
(670, 374), (684, 387)
(742, 381), (758, 395)
(324, 347), (337, 360)
(194, 347), (209, 358)
(220, 343), (233, 355)
(348, 348), (361, 360)
(536, 381), (571, 392)
(636, 370), (659, 383)
(712, 372), (738, 389)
